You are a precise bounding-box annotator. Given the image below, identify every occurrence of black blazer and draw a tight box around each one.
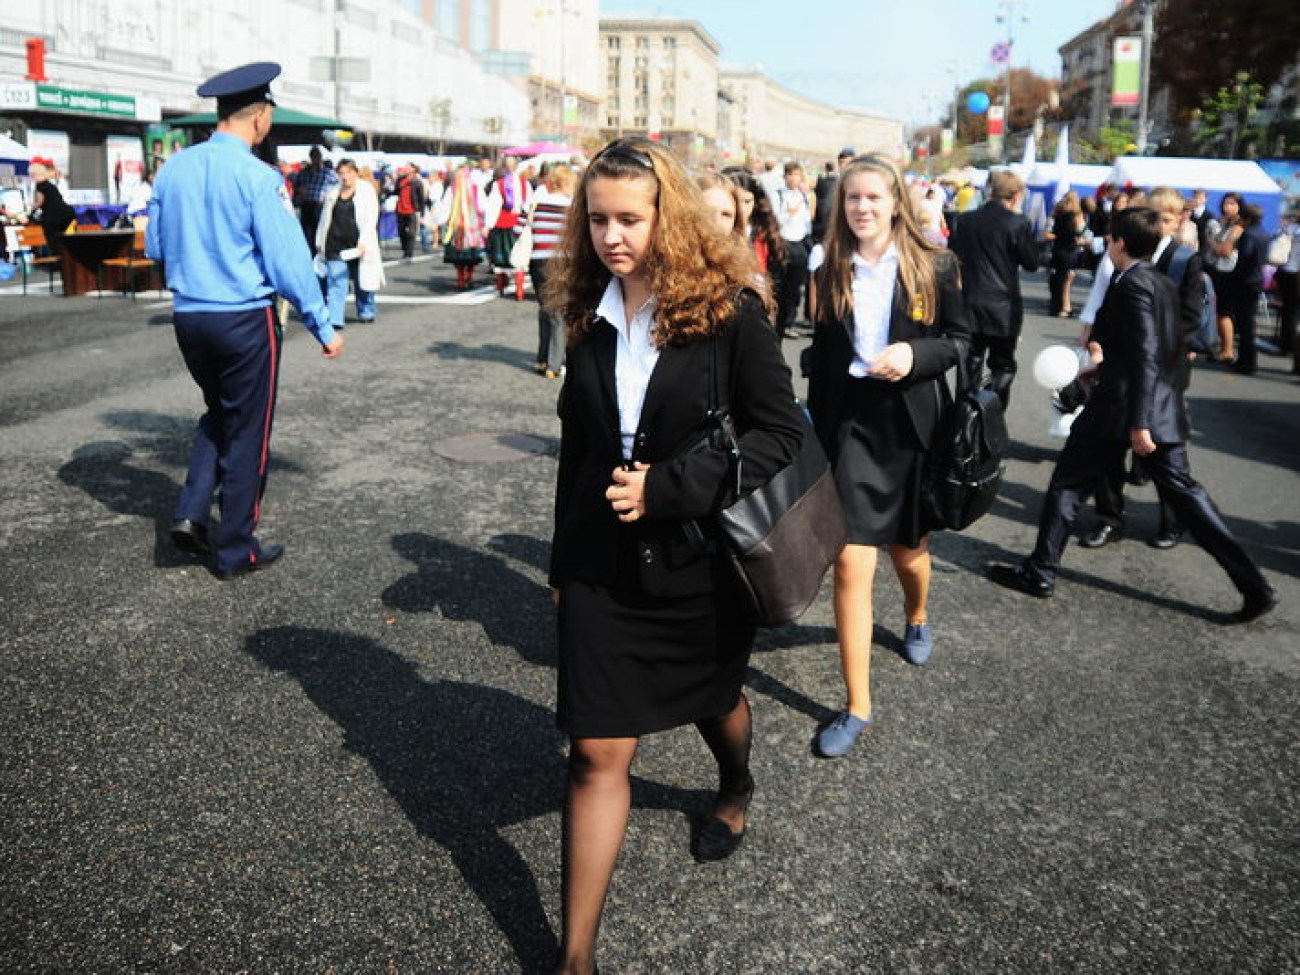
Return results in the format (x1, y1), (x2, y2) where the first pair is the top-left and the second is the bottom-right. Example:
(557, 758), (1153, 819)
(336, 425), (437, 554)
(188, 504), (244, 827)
(550, 292), (803, 598)
(805, 252), (970, 453)
(1073, 262), (1188, 444)
(1153, 241), (1206, 393)
(949, 200), (1039, 336)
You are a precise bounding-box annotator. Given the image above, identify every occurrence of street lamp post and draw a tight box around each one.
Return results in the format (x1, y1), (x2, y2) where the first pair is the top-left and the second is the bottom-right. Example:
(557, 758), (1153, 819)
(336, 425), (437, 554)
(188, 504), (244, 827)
(1135, 0), (1155, 153)
(995, 0), (1029, 163)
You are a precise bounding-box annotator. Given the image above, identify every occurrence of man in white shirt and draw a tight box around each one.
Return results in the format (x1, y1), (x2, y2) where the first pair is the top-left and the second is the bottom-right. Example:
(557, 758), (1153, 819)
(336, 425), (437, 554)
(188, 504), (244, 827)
(774, 161), (813, 338)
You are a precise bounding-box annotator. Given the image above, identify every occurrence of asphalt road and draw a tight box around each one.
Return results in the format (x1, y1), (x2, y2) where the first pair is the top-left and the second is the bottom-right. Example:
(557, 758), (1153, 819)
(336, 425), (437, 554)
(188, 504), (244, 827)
(1, 252), (1297, 974)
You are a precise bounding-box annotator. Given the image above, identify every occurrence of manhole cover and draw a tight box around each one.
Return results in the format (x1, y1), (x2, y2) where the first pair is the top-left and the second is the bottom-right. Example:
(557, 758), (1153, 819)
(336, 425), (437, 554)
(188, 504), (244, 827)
(432, 432), (551, 463)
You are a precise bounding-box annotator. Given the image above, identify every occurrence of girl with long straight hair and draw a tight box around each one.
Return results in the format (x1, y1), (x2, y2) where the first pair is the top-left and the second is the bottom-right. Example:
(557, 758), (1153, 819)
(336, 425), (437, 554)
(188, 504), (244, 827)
(805, 154), (969, 758)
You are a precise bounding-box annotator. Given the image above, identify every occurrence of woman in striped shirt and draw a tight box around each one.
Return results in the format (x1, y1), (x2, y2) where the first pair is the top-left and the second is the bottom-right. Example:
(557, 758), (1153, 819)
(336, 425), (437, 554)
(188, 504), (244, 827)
(530, 163), (577, 378)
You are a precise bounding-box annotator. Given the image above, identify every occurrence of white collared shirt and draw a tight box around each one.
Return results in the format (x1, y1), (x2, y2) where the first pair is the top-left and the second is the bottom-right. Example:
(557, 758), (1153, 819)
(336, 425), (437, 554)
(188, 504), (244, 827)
(848, 246), (899, 378)
(596, 277), (660, 460)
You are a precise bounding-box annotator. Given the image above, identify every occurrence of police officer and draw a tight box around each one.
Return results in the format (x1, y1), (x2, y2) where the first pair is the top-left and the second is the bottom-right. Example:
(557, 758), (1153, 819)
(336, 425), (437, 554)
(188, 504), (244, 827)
(146, 62), (344, 579)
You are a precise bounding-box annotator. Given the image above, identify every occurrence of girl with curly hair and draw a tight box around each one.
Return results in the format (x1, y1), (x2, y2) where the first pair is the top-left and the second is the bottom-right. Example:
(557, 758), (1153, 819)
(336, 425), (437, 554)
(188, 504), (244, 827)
(545, 138), (803, 974)
(804, 154), (969, 758)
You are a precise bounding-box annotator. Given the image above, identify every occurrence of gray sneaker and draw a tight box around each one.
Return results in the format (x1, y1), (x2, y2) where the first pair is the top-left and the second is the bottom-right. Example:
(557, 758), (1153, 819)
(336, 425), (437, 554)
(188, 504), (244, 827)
(901, 623), (933, 666)
(813, 710), (873, 758)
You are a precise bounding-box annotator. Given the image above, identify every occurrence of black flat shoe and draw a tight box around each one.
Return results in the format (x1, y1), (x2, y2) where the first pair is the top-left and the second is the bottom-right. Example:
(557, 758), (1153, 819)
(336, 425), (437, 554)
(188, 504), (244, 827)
(1079, 524), (1123, 549)
(170, 518), (211, 557)
(216, 543), (285, 580)
(988, 562), (1054, 598)
(692, 777), (753, 863)
(1234, 587), (1277, 623)
(1148, 531), (1181, 550)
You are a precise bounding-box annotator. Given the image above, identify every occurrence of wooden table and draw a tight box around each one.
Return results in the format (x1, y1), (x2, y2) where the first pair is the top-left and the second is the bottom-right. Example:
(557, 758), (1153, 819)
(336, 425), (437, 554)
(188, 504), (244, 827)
(56, 230), (135, 296)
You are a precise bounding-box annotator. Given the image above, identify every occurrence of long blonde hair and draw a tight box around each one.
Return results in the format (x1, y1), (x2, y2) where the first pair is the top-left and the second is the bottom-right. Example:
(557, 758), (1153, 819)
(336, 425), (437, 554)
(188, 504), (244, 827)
(543, 137), (767, 345)
(815, 154), (945, 326)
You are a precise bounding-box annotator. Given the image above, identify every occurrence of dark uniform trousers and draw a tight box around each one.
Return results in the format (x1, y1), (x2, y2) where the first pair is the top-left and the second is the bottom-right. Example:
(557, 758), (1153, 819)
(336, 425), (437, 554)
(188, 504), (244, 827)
(1028, 433), (1267, 596)
(173, 306), (282, 574)
(1092, 451), (1178, 537)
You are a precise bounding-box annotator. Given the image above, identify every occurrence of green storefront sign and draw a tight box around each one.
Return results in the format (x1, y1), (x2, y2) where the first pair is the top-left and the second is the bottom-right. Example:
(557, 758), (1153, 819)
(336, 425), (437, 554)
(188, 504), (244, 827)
(35, 85), (137, 119)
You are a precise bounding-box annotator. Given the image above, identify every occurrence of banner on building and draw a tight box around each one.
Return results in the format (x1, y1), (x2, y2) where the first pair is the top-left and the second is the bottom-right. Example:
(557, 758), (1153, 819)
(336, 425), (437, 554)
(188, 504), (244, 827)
(940, 128), (954, 155)
(1112, 37), (1142, 107)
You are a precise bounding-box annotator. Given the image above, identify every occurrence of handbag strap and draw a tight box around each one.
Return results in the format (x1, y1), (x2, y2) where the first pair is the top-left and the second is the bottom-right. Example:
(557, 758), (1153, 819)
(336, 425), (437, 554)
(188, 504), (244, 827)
(707, 334), (743, 497)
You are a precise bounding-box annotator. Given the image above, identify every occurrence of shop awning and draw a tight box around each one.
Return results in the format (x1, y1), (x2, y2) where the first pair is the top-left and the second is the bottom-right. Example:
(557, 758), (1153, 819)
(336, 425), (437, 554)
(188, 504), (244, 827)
(165, 107), (351, 129)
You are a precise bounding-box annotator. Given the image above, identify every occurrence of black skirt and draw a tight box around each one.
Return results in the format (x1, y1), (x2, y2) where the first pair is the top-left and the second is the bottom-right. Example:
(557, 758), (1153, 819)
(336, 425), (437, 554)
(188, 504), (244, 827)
(829, 377), (929, 548)
(556, 577), (754, 738)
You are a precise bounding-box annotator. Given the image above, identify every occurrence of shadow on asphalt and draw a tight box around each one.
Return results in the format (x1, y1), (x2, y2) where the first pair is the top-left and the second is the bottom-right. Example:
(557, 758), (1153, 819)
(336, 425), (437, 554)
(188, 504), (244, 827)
(427, 339), (537, 373)
(245, 625), (703, 974)
(383, 532), (557, 667)
(57, 440), (189, 568)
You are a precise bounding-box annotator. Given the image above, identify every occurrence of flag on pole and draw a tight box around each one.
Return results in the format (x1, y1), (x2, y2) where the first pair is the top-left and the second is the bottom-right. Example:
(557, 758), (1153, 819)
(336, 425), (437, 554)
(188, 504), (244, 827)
(1054, 124), (1071, 205)
(1112, 37), (1142, 106)
(1020, 132), (1036, 169)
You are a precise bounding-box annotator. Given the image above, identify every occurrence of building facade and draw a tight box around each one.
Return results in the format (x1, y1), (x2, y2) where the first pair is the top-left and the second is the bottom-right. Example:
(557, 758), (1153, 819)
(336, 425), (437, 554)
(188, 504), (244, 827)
(719, 66), (903, 169)
(1058, 0), (1171, 145)
(497, 0), (602, 149)
(598, 19), (722, 165)
(0, 0), (531, 196)
(598, 18), (902, 170)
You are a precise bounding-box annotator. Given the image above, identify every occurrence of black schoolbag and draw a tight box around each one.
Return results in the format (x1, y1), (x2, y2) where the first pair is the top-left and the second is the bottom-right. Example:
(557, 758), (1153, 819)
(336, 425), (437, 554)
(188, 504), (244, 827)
(923, 365), (1009, 531)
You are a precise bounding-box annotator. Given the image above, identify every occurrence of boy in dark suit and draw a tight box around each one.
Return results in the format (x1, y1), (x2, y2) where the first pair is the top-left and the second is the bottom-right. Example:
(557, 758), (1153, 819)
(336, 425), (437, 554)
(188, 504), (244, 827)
(988, 207), (1275, 623)
(948, 168), (1040, 408)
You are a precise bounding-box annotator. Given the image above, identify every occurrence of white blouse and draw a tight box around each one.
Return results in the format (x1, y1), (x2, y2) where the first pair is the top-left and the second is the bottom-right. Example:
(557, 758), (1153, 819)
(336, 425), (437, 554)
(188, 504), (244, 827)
(596, 277), (660, 460)
(849, 246), (898, 378)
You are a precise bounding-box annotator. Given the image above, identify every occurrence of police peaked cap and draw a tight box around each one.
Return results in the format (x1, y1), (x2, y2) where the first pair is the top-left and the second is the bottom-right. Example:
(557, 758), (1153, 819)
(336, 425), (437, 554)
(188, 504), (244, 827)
(198, 62), (281, 115)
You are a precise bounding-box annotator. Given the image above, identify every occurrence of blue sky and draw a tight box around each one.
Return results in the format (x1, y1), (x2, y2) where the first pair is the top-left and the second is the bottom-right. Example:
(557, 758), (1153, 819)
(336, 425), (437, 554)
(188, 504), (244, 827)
(598, 0), (1122, 125)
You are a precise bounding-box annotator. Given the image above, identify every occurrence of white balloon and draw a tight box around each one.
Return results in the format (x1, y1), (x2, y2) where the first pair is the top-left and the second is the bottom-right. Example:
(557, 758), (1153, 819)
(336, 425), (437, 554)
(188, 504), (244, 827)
(1032, 345), (1081, 389)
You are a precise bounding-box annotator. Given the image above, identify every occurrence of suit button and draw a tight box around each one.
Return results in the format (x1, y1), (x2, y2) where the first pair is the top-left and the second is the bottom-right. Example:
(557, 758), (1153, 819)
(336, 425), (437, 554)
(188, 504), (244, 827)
(641, 548), (654, 565)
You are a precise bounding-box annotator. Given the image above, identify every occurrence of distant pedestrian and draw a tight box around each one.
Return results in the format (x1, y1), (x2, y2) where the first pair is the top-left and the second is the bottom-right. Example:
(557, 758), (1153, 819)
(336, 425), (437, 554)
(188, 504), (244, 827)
(727, 169), (785, 297)
(528, 163), (575, 378)
(1047, 191), (1085, 317)
(146, 62), (343, 579)
(774, 161), (813, 337)
(293, 146), (339, 254)
(316, 158), (385, 328)
(948, 168), (1040, 408)
(442, 164), (485, 290)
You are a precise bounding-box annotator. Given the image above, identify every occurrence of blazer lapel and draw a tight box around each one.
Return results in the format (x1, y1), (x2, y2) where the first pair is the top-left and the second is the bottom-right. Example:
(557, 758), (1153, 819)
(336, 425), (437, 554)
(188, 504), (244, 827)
(638, 340), (701, 432)
(590, 317), (620, 435)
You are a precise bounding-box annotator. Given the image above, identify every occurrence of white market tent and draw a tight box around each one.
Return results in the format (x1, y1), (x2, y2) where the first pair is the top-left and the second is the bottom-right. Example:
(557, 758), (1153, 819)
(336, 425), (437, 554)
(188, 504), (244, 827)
(1106, 156), (1286, 231)
(1024, 163), (1112, 236)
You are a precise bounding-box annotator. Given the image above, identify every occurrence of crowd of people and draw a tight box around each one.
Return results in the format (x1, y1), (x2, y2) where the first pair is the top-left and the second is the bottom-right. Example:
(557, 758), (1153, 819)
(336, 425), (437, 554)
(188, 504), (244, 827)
(137, 63), (1291, 975)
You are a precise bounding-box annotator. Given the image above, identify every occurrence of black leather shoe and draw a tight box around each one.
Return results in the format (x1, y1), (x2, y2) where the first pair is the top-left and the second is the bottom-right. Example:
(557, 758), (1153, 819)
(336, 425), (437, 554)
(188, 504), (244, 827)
(171, 519), (211, 557)
(1079, 524), (1123, 549)
(1234, 587), (1277, 623)
(1148, 531), (1181, 550)
(216, 543), (285, 581)
(988, 562), (1054, 598)
(692, 777), (753, 863)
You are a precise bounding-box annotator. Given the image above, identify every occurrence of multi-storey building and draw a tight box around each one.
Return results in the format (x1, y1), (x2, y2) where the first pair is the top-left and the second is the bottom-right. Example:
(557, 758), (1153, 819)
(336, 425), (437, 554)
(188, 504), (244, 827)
(598, 18), (722, 166)
(719, 66), (902, 168)
(1058, 0), (1170, 144)
(0, 0), (533, 194)
(497, 0), (602, 149)
(598, 17), (902, 170)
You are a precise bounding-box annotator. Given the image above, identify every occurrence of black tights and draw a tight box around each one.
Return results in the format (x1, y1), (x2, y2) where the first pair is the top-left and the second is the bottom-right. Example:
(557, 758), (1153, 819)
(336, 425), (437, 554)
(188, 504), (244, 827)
(555, 694), (752, 975)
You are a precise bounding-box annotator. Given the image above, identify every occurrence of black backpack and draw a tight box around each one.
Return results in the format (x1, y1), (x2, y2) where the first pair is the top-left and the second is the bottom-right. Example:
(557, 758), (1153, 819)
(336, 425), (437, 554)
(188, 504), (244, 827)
(923, 363), (1009, 531)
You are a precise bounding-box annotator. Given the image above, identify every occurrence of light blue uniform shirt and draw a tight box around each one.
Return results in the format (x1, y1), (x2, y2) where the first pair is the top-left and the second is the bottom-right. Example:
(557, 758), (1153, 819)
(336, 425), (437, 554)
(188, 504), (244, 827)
(146, 132), (334, 345)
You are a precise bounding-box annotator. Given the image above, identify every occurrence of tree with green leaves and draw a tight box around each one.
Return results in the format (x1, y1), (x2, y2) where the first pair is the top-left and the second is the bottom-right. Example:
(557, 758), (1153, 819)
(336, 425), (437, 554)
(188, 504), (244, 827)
(1191, 72), (1267, 159)
(1155, 0), (1300, 122)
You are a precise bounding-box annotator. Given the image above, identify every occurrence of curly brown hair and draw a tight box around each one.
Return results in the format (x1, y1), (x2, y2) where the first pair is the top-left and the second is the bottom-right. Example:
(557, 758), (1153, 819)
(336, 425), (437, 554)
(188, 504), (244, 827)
(543, 137), (769, 346)
(815, 154), (947, 326)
